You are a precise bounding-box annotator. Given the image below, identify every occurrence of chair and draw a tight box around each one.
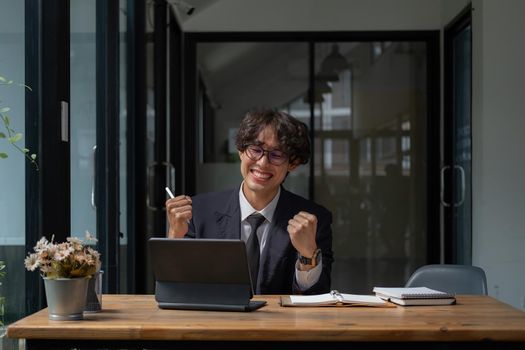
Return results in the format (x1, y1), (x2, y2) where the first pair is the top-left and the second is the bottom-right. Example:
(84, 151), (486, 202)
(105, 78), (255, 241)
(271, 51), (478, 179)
(405, 264), (488, 295)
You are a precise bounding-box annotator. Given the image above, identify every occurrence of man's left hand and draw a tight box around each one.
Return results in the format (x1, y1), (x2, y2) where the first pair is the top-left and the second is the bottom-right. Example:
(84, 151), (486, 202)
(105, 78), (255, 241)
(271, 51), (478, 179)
(287, 211), (318, 262)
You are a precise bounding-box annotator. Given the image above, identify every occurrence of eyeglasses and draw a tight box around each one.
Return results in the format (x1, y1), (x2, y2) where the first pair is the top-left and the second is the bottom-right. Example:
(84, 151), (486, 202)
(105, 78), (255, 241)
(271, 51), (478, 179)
(244, 145), (288, 165)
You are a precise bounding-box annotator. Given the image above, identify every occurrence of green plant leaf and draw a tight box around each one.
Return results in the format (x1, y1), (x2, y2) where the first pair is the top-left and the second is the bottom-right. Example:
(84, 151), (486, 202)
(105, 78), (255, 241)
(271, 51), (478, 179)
(8, 133), (23, 143)
(0, 75), (37, 170)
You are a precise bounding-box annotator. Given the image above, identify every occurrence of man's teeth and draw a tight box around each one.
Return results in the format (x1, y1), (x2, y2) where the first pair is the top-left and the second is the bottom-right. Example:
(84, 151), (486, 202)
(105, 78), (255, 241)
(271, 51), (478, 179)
(252, 170), (271, 179)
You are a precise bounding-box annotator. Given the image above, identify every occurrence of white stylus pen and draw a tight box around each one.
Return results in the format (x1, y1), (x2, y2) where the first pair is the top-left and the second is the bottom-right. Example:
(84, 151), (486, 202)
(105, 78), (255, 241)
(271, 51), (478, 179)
(165, 187), (175, 199)
(165, 187), (190, 224)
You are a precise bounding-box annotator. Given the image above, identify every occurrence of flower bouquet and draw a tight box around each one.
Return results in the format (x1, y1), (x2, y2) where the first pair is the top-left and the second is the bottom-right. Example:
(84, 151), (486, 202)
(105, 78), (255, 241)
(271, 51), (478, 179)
(24, 232), (100, 279)
(24, 232), (101, 320)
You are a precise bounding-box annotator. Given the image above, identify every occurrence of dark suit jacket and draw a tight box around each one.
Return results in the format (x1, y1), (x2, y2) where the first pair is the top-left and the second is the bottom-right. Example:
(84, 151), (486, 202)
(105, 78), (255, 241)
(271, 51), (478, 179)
(186, 186), (333, 295)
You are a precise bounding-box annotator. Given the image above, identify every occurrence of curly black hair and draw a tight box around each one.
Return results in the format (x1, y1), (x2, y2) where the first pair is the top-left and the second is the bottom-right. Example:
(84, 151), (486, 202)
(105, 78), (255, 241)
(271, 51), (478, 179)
(235, 109), (311, 165)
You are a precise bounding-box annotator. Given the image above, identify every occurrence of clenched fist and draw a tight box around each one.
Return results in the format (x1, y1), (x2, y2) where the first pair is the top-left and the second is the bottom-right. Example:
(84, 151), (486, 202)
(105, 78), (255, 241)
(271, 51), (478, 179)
(166, 195), (192, 238)
(287, 211), (318, 268)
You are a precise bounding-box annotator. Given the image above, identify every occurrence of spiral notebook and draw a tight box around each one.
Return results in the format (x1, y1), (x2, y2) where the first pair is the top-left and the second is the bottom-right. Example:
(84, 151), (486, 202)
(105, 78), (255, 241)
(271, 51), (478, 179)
(373, 287), (456, 306)
(373, 287), (455, 299)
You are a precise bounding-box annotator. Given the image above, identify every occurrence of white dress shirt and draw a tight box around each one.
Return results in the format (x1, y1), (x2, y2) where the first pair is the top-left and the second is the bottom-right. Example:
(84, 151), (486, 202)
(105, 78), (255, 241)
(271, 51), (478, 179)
(238, 184), (322, 291)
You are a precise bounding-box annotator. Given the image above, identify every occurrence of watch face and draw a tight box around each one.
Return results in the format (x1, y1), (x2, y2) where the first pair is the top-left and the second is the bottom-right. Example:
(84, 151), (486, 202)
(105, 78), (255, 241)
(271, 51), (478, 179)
(299, 255), (312, 265)
(299, 249), (321, 266)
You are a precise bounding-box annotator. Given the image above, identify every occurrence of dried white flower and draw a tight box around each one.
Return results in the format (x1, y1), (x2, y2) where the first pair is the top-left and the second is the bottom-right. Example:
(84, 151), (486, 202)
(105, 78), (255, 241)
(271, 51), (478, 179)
(34, 236), (49, 251)
(24, 253), (40, 271)
(85, 231), (98, 243)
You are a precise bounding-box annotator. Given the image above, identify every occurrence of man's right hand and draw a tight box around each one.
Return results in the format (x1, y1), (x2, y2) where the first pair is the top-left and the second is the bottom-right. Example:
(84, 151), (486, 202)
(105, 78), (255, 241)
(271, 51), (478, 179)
(166, 195), (192, 238)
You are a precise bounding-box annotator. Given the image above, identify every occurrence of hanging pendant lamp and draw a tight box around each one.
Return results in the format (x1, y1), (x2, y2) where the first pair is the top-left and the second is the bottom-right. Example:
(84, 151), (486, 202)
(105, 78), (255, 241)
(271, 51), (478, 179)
(317, 43), (349, 82)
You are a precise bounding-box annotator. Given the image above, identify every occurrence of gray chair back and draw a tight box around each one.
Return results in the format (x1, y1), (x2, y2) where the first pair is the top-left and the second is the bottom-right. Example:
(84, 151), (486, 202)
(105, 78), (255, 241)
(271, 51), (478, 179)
(405, 264), (488, 295)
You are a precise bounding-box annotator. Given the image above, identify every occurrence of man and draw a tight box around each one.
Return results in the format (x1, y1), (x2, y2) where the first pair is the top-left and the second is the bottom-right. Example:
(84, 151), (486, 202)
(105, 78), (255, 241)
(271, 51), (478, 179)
(166, 109), (333, 295)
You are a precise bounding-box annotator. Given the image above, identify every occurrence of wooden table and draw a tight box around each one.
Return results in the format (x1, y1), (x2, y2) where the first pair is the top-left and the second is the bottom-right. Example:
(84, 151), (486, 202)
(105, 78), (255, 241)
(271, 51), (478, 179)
(7, 294), (525, 349)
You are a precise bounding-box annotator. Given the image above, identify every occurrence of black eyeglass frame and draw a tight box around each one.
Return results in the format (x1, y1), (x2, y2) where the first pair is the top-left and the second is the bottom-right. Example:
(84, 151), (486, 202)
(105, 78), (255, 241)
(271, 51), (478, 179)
(243, 145), (289, 166)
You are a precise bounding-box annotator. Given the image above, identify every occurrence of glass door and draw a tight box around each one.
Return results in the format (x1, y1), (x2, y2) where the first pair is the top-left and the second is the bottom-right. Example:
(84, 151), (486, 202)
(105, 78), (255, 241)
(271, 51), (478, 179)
(313, 41), (430, 292)
(444, 7), (472, 264)
(187, 33), (440, 294)
(70, 0), (122, 292)
(70, 0), (97, 240)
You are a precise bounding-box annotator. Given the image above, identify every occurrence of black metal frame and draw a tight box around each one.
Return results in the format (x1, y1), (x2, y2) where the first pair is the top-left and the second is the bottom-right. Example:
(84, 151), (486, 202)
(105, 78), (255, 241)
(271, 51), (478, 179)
(182, 31), (441, 264)
(443, 5), (473, 264)
(307, 42), (315, 200)
(126, 0), (147, 293)
(25, 0), (71, 315)
(96, 0), (120, 293)
(426, 31), (441, 264)
(151, 0), (168, 236)
(182, 33), (197, 195)
(168, 8), (183, 198)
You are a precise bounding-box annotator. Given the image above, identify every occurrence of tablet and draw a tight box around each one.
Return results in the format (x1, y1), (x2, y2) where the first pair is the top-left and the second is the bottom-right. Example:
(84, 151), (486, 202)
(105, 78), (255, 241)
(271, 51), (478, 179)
(148, 238), (266, 312)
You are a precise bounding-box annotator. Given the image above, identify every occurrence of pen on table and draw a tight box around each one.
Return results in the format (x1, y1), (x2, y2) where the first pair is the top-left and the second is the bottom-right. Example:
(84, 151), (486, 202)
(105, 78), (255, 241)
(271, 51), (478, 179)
(165, 187), (175, 199)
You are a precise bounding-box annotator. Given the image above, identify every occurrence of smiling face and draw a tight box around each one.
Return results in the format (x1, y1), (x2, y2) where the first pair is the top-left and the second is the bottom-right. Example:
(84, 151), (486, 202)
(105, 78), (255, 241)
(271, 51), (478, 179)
(239, 125), (298, 210)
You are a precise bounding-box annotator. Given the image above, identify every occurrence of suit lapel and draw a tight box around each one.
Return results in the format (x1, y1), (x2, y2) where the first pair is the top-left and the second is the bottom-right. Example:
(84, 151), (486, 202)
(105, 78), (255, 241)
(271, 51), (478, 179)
(213, 189), (241, 239)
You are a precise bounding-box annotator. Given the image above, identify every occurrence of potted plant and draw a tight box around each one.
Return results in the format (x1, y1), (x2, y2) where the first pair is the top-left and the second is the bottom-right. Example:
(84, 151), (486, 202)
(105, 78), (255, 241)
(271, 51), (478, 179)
(24, 233), (101, 320)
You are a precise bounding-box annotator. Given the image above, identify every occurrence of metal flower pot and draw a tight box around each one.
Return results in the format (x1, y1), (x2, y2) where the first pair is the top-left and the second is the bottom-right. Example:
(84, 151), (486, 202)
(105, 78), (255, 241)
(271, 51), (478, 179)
(43, 277), (89, 320)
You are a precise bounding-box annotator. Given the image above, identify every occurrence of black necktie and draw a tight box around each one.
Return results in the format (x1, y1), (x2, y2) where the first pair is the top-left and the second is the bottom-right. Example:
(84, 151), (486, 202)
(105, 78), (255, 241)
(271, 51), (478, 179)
(246, 213), (265, 293)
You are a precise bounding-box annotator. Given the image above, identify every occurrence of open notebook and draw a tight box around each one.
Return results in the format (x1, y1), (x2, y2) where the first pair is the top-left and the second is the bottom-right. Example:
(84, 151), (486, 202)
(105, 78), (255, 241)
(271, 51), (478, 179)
(281, 290), (389, 307)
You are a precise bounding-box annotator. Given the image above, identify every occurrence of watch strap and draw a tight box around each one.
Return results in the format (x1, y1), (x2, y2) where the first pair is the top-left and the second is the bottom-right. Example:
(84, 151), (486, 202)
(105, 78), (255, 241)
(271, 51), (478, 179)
(298, 248), (321, 266)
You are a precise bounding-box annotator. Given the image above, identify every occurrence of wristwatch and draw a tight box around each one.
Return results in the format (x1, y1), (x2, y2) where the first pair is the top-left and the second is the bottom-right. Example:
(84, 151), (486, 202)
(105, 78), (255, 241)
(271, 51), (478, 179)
(298, 248), (322, 267)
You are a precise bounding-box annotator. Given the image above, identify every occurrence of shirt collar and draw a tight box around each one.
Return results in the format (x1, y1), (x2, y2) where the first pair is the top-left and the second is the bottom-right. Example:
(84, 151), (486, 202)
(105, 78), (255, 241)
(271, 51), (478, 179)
(239, 182), (281, 223)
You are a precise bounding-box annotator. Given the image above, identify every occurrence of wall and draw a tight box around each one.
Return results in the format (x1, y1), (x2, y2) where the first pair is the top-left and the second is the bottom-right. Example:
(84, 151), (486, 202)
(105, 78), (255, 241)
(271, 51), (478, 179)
(441, 0), (470, 24)
(182, 0), (442, 31)
(469, 0), (525, 310)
